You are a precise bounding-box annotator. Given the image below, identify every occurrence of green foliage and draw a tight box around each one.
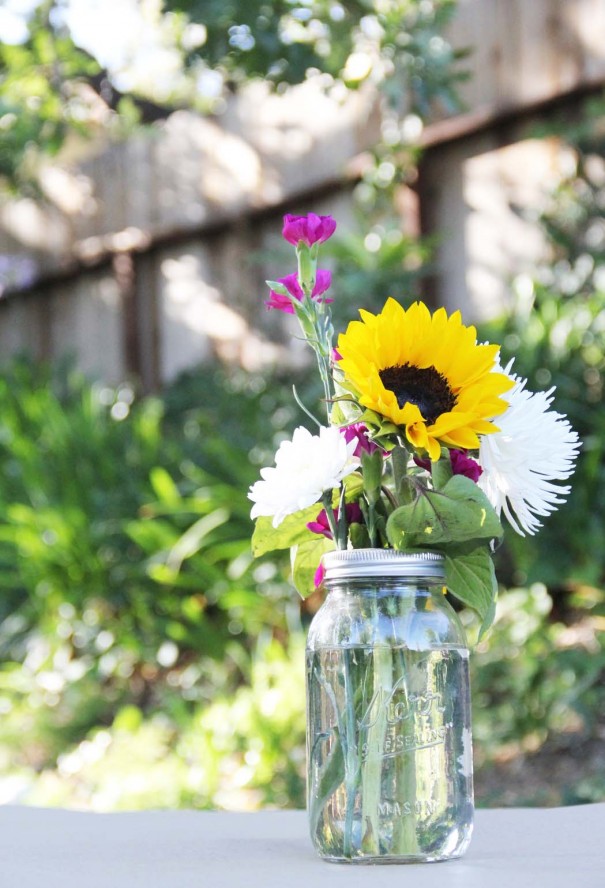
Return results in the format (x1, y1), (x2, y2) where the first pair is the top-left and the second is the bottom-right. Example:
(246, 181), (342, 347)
(444, 546), (497, 638)
(386, 475), (503, 548)
(0, 357), (299, 765)
(385, 474), (503, 630)
(3, 582), (602, 810)
(471, 585), (605, 763)
(325, 224), (432, 329)
(159, 0), (465, 111)
(5, 638), (306, 810)
(251, 505), (319, 557)
(0, 1), (102, 194)
(481, 101), (605, 590)
(291, 536), (334, 598)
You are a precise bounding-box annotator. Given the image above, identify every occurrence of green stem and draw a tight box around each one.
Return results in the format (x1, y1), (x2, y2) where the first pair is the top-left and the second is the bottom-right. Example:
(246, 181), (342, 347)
(392, 647), (421, 856)
(342, 648), (359, 858)
(360, 640), (392, 855)
(295, 243), (334, 421)
(312, 341), (333, 423)
(321, 491), (341, 547)
(359, 497), (377, 547)
(292, 385), (322, 428)
(297, 243), (316, 295)
(391, 444), (411, 505)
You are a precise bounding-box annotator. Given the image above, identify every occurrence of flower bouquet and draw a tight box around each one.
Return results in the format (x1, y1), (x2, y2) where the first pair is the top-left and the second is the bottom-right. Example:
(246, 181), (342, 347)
(248, 212), (579, 862)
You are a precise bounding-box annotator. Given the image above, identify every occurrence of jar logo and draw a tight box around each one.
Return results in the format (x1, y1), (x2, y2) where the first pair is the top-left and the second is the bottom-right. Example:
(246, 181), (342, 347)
(378, 799), (439, 817)
(357, 674), (451, 761)
(357, 674), (445, 730)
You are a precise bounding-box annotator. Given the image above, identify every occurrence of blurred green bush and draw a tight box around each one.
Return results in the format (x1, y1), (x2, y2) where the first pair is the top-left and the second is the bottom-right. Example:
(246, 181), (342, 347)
(0, 359), (302, 773)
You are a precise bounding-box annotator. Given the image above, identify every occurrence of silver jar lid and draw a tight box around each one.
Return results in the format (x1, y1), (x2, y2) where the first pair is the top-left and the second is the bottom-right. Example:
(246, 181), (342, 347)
(322, 549), (445, 580)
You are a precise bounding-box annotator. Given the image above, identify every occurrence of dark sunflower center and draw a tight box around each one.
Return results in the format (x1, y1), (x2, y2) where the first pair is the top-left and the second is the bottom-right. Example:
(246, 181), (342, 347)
(379, 364), (456, 425)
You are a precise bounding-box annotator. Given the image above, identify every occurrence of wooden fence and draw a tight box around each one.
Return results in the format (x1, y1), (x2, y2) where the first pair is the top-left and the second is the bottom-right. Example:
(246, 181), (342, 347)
(1, 0), (604, 387)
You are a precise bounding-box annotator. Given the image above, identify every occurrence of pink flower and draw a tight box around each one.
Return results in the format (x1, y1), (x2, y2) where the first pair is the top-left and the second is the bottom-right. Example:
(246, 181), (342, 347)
(282, 213), (337, 246)
(313, 561), (326, 589)
(414, 449), (483, 483)
(342, 423), (380, 458)
(307, 503), (364, 540)
(450, 449), (483, 482)
(266, 269), (332, 314)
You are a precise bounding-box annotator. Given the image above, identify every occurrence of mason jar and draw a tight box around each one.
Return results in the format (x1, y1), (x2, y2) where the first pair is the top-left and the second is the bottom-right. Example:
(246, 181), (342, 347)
(305, 549), (474, 863)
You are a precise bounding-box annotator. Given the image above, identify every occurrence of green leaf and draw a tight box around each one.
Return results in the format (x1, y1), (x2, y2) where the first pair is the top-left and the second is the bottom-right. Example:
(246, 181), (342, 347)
(444, 544), (498, 635)
(251, 504), (319, 557)
(360, 415), (399, 450)
(291, 537), (335, 598)
(349, 522), (371, 548)
(265, 280), (289, 296)
(150, 467), (180, 506)
(166, 508), (230, 572)
(361, 449), (383, 504)
(386, 474), (503, 549)
(342, 472), (364, 502)
(431, 449), (453, 489)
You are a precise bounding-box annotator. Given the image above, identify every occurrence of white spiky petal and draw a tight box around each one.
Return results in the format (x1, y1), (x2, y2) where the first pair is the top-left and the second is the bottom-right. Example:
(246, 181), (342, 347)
(478, 366), (580, 536)
(248, 425), (360, 528)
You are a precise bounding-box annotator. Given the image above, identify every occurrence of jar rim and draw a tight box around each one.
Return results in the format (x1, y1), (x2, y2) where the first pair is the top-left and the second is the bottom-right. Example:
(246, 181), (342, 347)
(322, 548), (445, 580)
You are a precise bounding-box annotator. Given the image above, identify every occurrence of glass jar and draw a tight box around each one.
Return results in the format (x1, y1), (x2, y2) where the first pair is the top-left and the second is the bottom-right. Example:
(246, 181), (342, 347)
(306, 549), (473, 864)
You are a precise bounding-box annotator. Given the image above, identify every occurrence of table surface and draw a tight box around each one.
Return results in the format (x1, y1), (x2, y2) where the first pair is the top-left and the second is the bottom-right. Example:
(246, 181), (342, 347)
(0, 803), (603, 888)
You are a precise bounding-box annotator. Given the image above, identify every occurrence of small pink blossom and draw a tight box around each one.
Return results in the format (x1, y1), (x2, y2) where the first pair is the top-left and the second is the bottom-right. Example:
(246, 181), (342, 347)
(314, 561), (326, 589)
(266, 269), (332, 314)
(282, 213), (337, 246)
(307, 503), (364, 540)
(331, 347), (342, 363)
(342, 423), (380, 458)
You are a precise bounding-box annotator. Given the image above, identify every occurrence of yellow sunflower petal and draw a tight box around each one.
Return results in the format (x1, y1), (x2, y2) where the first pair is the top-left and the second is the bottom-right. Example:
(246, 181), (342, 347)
(406, 421), (429, 453)
(440, 427), (481, 450)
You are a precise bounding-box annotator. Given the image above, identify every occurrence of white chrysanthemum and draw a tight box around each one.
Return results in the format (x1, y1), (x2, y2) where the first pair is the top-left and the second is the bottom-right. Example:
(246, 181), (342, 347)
(478, 369), (580, 536)
(248, 425), (360, 528)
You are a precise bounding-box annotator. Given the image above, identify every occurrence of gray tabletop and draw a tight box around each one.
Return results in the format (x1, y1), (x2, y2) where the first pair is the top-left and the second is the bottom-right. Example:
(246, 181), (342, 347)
(0, 803), (603, 887)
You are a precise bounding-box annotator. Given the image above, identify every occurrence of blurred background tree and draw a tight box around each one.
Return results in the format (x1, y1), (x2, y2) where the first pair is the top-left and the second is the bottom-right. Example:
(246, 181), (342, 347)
(0, 0), (603, 809)
(1, 0), (462, 193)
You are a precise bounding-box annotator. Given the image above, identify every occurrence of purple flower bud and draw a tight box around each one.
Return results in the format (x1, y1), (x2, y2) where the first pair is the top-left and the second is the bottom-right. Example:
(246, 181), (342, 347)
(282, 213), (337, 247)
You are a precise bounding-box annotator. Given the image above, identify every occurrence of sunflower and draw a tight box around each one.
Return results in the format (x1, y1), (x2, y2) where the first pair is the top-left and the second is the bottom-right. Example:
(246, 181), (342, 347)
(336, 299), (514, 460)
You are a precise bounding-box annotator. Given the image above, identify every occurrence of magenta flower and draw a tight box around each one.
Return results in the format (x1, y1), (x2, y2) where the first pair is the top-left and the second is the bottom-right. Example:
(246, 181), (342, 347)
(282, 213), (337, 247)
(266, 269), (332, 314)
(450, 449), (483, 483)
(313, 561), (326, 589)
(307, 503), (364, 540)
(414, 449), (483, 483)
(342, 423), (380, 458)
